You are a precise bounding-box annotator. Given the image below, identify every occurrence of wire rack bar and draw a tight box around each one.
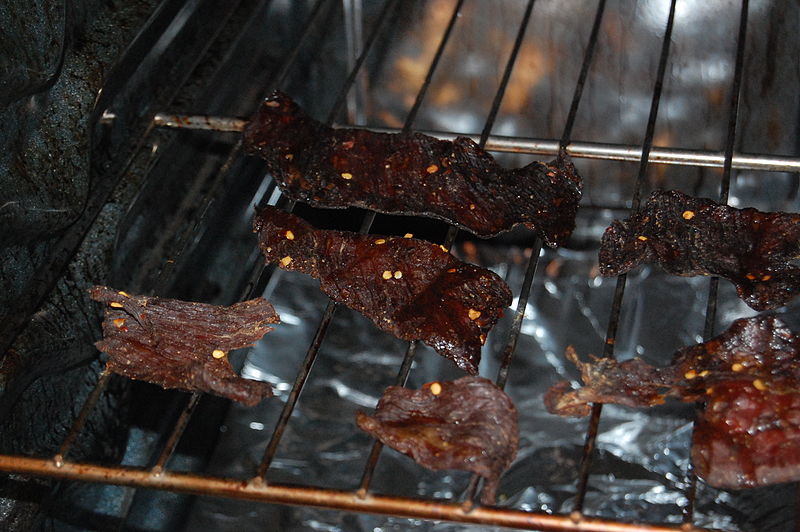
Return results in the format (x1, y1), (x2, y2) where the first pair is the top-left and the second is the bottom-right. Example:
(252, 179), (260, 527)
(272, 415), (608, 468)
(574, 0), (678, 514)
(0, 455), (708, 532)
(151, 114), (800, 173)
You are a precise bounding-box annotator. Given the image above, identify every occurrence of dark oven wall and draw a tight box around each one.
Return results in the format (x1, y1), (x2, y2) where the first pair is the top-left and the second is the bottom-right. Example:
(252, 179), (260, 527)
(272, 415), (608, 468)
(0, 0), (310, 528)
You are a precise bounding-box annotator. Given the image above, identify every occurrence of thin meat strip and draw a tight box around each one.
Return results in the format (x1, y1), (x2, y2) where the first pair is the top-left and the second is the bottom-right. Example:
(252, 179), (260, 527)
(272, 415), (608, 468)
(243, 91), (582, 246)
(90, 286), (279, 406)
(253, 206), (512, 374)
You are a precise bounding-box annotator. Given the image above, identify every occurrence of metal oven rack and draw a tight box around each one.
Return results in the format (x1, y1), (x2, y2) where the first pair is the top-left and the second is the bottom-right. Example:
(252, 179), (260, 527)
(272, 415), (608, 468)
(2, 1), (799, 530)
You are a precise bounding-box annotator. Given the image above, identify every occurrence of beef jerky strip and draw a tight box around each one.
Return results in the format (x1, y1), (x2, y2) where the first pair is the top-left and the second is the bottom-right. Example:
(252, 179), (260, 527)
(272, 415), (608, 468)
(89, 286), (279, 407)
(546, 315), (800, 489)
(253, 206), (511, 374)
(599, 189), (800, 311)
(243, 91), (583, 247)
(356, 376), (518, 504)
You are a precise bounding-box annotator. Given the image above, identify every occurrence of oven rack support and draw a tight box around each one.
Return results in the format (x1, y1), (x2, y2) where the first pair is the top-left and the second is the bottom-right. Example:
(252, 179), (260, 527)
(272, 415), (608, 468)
(150, 113), (800, 173)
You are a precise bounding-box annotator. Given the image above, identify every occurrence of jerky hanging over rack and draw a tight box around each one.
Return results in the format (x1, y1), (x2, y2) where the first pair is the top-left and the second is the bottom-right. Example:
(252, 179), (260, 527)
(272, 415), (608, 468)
(243, 91), (583, 247)
(546, 315), (800, 489)
(89, 286), (279, 407)
(253, 206), (512, 374)
(599, 189), (800, 310)
(356, 377), (518, 504)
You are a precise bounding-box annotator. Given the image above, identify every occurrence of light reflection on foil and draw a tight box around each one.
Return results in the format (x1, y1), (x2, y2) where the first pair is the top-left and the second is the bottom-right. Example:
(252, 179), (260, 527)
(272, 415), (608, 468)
(182, 0), (800, 529)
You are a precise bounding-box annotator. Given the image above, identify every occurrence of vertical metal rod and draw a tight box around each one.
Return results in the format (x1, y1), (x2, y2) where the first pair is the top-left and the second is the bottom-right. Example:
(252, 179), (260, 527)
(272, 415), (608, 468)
(53, 367), (113, 465)
(357, 341), (418, 494)
(256, 299), (338, 479)
(686, 0), (750, 526)
(326, 0), (401, 125)
(151, 392), (202, 474)
(402, 0), (466, 134)
(343, 0), (367, 124)
(495, 239), (544, 391)
(478, 0), (537, 148)
(574, 0), (678, 515)
(560, 0), (607, 148)
(356, 0), (464, 494)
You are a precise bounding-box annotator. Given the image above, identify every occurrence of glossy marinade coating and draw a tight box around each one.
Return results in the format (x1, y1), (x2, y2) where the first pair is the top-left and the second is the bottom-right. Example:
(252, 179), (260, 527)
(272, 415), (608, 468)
(546, 315), (800, 489)
(599, 189), (800, 310)
(356, 376), (518, 504)
(253, 206), (512, 374)
(89, 286), (278, 406)
(243, 91), (582, 247)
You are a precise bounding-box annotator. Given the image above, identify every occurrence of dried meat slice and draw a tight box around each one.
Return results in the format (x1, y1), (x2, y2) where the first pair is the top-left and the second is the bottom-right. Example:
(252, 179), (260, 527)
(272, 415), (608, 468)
(546, 315), (800, 489)
(89, 286), (279, 407)
(694, 379), (800, 489)
(356, 377), (518, 504)
(253, 206), (511, 374)
(599, 189), (800, 310)
(243, 91), (583, 247)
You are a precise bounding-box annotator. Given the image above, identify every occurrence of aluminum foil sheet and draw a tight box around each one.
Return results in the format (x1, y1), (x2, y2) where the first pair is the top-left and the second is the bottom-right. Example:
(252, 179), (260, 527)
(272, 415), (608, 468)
(180, 233), (794, 531)
(172, 0), (800, 530)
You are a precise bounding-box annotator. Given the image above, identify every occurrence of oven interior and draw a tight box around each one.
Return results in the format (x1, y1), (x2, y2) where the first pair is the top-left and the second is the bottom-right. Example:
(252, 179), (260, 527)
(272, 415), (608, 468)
(1, 0), (799, 530)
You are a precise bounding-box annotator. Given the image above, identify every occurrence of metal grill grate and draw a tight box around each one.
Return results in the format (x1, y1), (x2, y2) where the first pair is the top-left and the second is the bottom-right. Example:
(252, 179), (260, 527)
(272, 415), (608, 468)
(2, 1), (799, 530)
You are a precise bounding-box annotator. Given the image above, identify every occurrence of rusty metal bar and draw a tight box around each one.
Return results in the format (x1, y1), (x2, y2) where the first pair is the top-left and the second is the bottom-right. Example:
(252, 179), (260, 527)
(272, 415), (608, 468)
(0, 455), (710, 532)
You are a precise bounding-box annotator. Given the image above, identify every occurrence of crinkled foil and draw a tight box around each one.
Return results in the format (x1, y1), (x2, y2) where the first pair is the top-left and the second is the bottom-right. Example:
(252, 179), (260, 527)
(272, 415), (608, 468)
(181, 0), (799, 530)
(183, 237), (795, 531)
